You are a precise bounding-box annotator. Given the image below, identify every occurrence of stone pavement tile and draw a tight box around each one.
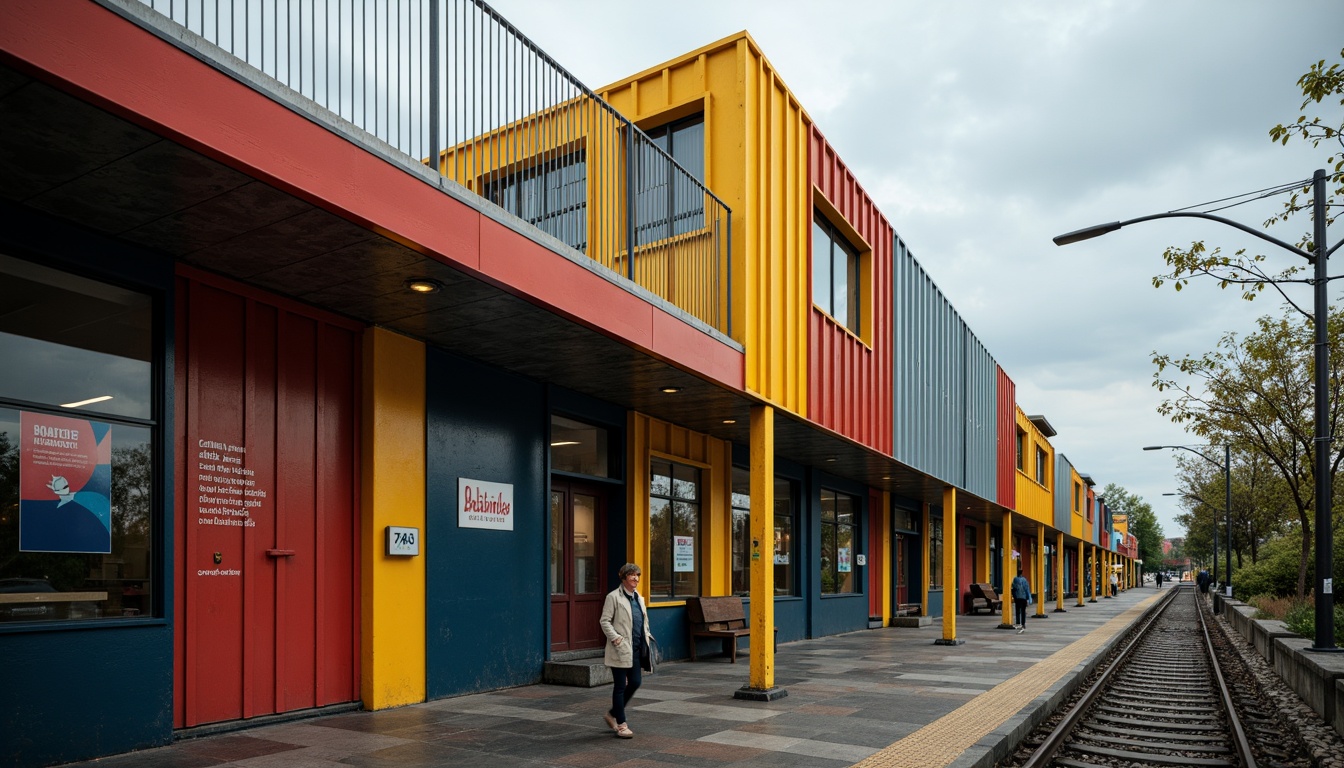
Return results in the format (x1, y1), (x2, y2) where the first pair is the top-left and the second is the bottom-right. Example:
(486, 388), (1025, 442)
(338, 740), (496, 767)
(309, 707), (460, 734)
(60, 749), (223, 768)
(173, 734), (306, 763)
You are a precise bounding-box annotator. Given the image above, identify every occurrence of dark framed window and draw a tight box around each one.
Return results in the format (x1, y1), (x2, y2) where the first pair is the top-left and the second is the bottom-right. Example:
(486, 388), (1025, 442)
(1034, 446), (1048, 486)
(1015, 428), (1026, 471)
(549, 414), (611, 478)
(812, 211), (860, 335)
(820, 488), (858, 594)
(730, 469), (796, 597)
(634, 114), (705, 245)
(928, 514), (943, 589)
(1073, 481), (1082, 514)
(649, 458), (701, 600)
(0, 254), (157, 624)
(485, 150), (587, 252)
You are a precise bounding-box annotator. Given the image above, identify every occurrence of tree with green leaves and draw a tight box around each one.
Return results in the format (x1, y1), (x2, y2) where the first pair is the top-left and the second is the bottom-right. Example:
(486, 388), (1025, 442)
(1154, 307), (1344, 596)
(1153, 47), (1342, 309)
(1100, 483), (1163, 575)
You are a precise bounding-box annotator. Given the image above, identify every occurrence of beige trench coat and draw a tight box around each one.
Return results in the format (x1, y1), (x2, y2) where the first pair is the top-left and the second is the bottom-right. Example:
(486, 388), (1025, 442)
(599, 586), (654, 669)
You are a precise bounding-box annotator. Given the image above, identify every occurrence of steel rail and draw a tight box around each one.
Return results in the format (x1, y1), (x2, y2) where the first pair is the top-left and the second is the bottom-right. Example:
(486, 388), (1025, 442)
(1019, 586), (1182, 768)
(1196, 586), (1258, 768)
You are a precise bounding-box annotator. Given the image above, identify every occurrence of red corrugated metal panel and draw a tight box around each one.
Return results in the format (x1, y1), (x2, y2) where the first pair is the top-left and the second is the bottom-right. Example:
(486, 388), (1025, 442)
(997, 367), (1017, 508)
(174, 273), (361, 728)
(807, 127), (893, 453)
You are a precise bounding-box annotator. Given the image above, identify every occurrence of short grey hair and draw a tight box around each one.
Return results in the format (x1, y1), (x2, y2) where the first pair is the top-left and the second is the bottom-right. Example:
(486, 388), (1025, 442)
(618, 563), (641, 579)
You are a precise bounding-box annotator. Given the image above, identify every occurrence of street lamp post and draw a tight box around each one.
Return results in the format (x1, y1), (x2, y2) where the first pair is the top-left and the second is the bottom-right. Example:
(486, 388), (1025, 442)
(1057, 169), (1336, 650)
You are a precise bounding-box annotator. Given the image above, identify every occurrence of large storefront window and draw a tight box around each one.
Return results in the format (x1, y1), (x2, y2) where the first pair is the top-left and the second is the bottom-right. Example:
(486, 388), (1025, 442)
(0, 254), (156, 623)
(730, 470), (796, 597)
(820, 489), (858, 594)
(649, 458), (700, 600)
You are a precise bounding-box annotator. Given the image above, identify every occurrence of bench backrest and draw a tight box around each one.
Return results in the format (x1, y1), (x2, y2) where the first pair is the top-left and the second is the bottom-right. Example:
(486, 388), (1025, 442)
(972, 583), (1000, 602)
(687, 596), (747, 629)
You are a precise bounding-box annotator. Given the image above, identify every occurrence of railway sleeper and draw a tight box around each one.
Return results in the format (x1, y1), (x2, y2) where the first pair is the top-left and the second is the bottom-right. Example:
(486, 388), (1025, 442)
(1065, 741), (1236, 766)
(1079, 732), (1231, 753)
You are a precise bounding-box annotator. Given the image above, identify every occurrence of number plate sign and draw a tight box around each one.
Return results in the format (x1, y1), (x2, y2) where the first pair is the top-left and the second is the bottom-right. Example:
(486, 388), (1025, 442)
(386, 526), (420, 556)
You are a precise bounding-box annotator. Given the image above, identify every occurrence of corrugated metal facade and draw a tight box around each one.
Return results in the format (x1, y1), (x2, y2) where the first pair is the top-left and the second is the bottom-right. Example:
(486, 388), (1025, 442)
(1013, 407), (1054, 525)
(995, 367), (1016, 509)
(601, 34), (811, 415)
(808, 127), (893, 453)
(1054, 454), (1075, 532)
(892, 235), (999, 492)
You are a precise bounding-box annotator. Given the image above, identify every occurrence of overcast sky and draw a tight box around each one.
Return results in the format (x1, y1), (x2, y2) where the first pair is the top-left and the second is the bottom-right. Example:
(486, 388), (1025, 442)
(488, 0), (1342, 538)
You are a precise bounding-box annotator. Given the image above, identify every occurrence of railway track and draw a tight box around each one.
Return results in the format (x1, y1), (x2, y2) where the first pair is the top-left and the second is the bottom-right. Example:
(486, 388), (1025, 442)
(1004, 585), (1315, 768)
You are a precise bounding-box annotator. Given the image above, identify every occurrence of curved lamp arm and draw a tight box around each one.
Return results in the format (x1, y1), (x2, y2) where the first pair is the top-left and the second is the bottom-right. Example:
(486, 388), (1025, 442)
(1054, 211), (1315, 261)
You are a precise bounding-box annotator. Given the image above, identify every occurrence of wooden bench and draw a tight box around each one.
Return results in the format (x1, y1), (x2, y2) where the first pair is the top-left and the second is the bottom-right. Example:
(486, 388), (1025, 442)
(966, 583), (1003, 615)
(894, 602), (920, 617)
(685, 596), (775, 663)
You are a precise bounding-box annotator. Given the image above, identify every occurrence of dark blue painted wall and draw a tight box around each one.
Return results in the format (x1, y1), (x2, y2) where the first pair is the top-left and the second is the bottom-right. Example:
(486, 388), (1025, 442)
(426, 349), (545, 698)
(0, 205), (176, 767)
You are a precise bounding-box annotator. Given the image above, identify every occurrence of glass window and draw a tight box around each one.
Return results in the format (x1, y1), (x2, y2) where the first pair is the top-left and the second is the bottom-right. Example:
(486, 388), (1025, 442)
(729, 470), (796, 597)
(649, 458), (700, 600)
(928, 513), (944, 589)
(1016, 429), (1025, 471)
(1035, 446), (1048, 486)
(731, 467), (749, 596)
(811, 211), (860, 335)
(820, 488), (858, 594)
(635, 114), (705, 246)
(0, 255), (157, 624)
(549, 415), (611, 478)
(893, 503), (918, 533)
(485, 150), (587, 252)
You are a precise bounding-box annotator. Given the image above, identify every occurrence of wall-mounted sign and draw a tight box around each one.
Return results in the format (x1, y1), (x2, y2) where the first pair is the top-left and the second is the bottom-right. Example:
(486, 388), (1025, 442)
(459, 478), (514, 531)
(838, 547), (851, 573)
(855, 553), (866, 567)
(386, 526), (420, 556)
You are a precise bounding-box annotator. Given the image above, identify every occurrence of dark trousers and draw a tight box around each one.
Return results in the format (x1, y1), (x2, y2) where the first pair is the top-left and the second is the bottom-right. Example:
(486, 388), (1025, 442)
(1014, 598), (1028, 627)
(610, 645), (644, 724)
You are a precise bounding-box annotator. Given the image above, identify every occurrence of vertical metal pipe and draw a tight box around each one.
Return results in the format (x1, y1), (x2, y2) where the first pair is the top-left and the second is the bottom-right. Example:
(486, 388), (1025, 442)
(428, 0), (440, 172)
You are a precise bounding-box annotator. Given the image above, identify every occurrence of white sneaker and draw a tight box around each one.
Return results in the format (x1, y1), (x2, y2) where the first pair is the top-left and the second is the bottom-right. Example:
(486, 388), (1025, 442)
(1018, 625), (1025, 634)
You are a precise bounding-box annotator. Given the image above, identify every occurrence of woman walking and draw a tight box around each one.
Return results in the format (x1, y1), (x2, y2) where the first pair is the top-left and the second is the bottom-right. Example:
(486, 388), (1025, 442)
(599, 563), (654, 739)
(1011, 567), (1031, 634)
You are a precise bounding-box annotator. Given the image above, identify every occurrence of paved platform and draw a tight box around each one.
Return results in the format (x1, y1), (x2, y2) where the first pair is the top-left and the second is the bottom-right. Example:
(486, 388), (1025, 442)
(62, 586), (1170, 768)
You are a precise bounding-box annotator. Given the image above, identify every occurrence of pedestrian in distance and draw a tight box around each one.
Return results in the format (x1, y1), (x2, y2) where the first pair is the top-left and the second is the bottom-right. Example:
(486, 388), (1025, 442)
(1154, 571), (1163, 589)
(1110, 571), (1119, 597)
(1010, 566), (1031, 634)
(1197, 569), (1211, 597)
(599, 562), (654, 740)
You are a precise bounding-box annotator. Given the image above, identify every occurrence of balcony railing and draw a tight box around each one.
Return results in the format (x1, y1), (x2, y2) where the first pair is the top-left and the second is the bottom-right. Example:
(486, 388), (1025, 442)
(129, 0), (731, 335)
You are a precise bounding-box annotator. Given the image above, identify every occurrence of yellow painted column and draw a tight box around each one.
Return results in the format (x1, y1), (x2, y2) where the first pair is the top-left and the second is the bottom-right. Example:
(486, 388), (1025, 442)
(1076, 541), (1085, 606)
(880, 491), (892, 626)
(936, 487), (961, 645)
(1035, 526), (1047, 617)
(1000, 510), (1015, 628)
(361, 327), (426, 710)
(1090, 545), (1100, 602)
(746, 404), (778, 693)
(1055, 532), (1066, 613)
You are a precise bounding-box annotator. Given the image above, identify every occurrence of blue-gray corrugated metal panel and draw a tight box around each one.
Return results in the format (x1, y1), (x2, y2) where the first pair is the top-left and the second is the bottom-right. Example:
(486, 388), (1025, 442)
(964, 332), (997, 500)
(1055, 454), (1074, 531)
(891, 235), (1002, 495)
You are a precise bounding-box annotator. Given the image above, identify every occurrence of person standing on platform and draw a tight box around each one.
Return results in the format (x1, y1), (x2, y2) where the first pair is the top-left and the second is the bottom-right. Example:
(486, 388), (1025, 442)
(1011, 566), (1031, 634)
(1110, 570), (1119, 597)
(1154, 571), (1163, 589)
(600, 563), (654, 740)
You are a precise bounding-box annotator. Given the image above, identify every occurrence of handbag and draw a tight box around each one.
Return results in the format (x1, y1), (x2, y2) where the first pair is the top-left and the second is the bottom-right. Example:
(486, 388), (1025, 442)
(643, 636), (659, 674)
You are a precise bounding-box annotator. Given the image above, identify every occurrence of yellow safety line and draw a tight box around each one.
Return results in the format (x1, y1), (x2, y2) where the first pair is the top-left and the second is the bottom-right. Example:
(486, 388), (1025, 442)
(851, 594), (1160, 768)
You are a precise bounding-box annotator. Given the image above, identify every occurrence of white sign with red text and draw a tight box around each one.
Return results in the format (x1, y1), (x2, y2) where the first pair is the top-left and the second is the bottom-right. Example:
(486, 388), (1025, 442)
(458, 478), (514, 531)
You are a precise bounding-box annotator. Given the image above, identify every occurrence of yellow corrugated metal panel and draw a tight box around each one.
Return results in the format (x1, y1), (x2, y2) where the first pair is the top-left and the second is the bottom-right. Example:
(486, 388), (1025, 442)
(1013, 408), (1053, 525)
(601, 33), (810, 416)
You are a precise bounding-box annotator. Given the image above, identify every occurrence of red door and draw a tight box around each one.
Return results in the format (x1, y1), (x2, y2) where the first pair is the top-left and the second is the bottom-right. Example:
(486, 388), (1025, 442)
(550, 479), (607, 652)
(174, 275), (360, 728)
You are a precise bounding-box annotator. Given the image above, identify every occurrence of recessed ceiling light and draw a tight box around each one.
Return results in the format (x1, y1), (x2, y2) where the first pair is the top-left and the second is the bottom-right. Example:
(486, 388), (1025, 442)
(825, 457), (837, 462)
(550, 440), (580, 447)
(61, 395), (114, 408)
(660, 386), (682, 394)
(405, 278), (442, 294)
(722, 419), (737, 425)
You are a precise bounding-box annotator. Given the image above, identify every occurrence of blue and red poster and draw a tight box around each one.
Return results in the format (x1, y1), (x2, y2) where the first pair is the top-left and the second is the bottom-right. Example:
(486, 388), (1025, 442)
(19, 411), (113, 553)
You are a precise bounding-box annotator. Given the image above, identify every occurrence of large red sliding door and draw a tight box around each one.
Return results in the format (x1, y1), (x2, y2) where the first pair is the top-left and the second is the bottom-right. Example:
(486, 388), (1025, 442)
(173, 273), (361, 728)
